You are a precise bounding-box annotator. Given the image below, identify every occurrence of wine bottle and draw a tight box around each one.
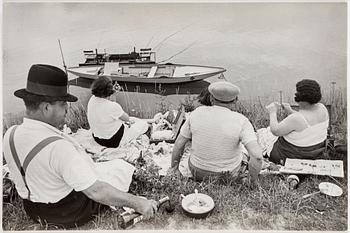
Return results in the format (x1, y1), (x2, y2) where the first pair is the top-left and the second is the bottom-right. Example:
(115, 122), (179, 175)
(117, 196), (170, 229)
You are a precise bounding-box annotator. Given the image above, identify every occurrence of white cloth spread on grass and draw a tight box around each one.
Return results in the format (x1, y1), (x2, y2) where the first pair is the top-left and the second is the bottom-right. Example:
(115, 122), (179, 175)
(256, 127), (278, 156)
(119, 117), (149, 146)
(87, 95), (125, 139)
(147, 141), (192, 177)
(3, 119), (135, 203)
(70, 128), (192, 177)
(95, 159), (135, 192)
(180, 105), (257, 173)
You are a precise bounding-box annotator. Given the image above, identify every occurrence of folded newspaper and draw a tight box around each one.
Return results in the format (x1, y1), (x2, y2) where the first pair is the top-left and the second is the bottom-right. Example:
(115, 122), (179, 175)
(280, 158), (344, 178)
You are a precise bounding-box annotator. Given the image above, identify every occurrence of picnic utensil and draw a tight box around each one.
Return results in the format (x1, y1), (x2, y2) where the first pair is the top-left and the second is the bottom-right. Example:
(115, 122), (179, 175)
(194, 189), (199, 205)
(302, 182), (343, 199)
(180, 191), (215, 219)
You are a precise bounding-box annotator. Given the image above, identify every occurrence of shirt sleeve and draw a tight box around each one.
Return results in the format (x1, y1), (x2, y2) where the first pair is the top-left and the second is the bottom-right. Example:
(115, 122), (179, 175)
(50, 140), (98, 192)
(110, 102), (125, 120)
(179, 117), (192, 139)
(239, 118), (257, 146)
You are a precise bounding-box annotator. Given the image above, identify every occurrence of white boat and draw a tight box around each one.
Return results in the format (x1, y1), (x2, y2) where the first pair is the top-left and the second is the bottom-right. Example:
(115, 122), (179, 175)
(67, 48), (226, 84)
(67, 63), (226, 84)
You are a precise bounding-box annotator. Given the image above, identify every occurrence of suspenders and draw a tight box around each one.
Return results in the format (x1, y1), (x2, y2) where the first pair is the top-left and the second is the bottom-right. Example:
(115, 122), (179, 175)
(8, 125), (63, 200)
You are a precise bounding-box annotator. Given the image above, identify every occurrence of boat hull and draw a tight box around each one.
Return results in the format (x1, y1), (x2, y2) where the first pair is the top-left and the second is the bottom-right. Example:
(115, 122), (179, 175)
(67, 64), (226, 84)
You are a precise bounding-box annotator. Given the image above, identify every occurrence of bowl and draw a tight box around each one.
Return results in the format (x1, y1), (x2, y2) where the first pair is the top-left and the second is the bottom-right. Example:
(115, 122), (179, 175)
(181, 193), (215, 219)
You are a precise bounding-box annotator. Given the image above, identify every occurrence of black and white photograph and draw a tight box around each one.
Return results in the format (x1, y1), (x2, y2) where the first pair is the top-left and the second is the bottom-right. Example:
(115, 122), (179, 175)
(2, 1), (347, 231)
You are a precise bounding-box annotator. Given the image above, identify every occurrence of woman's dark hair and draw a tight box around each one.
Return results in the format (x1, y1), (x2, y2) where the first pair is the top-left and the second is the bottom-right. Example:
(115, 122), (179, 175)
(197, 87), (212, 106)
(294, 79), (322, 104)
(91, 76), (114, 98)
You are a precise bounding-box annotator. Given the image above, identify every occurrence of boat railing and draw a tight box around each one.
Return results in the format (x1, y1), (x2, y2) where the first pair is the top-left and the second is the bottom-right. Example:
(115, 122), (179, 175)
(139, 48), (156, 62)
(80, 47), (156, 65)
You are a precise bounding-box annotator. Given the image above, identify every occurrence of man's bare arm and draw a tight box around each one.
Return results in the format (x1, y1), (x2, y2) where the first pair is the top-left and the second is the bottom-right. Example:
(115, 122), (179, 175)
(82, 180), (157, 219)
(245, 140), (263, 182)
(171, 135), (190, 170)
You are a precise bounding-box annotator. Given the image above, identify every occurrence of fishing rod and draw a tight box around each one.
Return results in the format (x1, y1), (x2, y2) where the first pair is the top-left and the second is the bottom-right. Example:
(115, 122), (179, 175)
(158, 41), (197, 63)
(146, 35), (155, 48)
(58, 39), (67, 75)
(153, 24), (193, 52)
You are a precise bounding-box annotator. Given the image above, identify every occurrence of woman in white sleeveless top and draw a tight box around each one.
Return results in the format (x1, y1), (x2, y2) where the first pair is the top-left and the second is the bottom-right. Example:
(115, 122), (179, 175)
(266, 79), (329, 165)
(87, 77), (134, 148)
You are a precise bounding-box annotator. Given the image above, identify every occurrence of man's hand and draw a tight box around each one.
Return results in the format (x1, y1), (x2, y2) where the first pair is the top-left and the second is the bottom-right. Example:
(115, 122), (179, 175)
(134, 198), (158, 220)
(166, 167), (183, 179)
(242, 175), (259, 189)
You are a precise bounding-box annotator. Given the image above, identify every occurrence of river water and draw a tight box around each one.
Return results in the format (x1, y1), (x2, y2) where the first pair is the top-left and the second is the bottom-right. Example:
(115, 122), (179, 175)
(2, 2), (347, 115)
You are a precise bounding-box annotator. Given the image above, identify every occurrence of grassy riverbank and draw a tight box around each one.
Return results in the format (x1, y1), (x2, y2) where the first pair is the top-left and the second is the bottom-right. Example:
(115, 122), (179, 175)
(3, 174), (348, 231)
(2, 91), (347, 231)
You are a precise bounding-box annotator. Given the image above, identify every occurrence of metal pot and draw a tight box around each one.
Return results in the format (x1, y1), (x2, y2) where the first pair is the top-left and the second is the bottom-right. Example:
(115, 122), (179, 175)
(180, 190), (215, 219)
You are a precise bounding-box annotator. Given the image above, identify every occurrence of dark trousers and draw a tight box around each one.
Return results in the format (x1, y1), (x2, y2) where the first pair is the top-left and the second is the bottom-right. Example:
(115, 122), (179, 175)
(93, 124), (124, 148)
(23, 190), (108, 228)
(188, 158), (245, 182)
(269, 136), (326, 165)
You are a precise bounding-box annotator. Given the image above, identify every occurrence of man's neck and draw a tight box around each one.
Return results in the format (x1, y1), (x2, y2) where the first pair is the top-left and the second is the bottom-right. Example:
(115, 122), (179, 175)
(213, 102), (233, 110)
(25, 112), (56, 128)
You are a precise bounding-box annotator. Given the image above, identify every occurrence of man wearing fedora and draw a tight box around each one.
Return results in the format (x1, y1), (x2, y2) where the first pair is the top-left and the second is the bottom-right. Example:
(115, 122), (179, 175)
(169, 81), (263, 184)
(3, 64), (158, 228)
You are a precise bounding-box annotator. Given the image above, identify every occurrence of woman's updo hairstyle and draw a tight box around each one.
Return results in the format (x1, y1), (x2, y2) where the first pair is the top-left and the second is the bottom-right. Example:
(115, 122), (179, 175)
(91, 76), (115, 98)
(294, 79), (322, 104)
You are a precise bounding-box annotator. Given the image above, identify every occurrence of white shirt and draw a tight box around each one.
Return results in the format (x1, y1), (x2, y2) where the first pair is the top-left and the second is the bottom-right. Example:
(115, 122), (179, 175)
(284, 120), (329, 147)
(87, 95), (125, 139)
(2, 118), (97, 203)
(180, 105), (257, 173)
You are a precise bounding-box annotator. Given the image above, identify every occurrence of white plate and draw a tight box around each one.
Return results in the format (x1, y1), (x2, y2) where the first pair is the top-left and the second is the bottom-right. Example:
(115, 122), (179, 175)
(181, 193), (215, 214)
(319, 182), (343, 197)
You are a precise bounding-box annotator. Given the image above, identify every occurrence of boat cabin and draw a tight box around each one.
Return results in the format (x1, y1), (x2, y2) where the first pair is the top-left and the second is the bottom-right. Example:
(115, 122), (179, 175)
(80, 50), (106, 66)
(79, 47), (156, 66)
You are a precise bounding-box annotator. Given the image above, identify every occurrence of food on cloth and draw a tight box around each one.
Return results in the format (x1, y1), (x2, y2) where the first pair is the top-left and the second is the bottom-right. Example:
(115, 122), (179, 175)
(152, 118), (172, 131)
(186, 199), (210, 213)
(149, 111), (178, 140)
(151, 130), (174, 140)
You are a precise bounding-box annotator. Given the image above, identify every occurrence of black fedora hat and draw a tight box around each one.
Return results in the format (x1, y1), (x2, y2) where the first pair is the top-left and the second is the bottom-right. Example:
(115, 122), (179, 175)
(14, 64), (78, 102)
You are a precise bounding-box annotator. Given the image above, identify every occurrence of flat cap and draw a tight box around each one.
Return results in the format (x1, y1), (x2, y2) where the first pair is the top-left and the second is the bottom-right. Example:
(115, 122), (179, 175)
(208, 81), (240, 102)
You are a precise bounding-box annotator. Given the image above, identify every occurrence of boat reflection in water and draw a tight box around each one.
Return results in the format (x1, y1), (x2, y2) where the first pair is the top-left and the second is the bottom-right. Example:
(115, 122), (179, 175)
(68, 77), (212, 96)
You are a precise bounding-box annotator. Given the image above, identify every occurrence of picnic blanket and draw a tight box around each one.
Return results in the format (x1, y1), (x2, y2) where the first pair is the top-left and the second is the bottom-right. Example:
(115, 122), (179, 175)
(4, 123), (342, 201)
(70, 127), (192, 177)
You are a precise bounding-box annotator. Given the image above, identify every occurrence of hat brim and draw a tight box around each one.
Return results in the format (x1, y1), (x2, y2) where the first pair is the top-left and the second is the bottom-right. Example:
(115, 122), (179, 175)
(14, 89), (78, 102)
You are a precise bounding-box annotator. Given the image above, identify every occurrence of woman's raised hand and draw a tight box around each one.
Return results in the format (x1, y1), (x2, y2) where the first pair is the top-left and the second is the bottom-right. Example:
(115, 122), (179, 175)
(281, 102), (294, 115)
(265, 102), (279, 113)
